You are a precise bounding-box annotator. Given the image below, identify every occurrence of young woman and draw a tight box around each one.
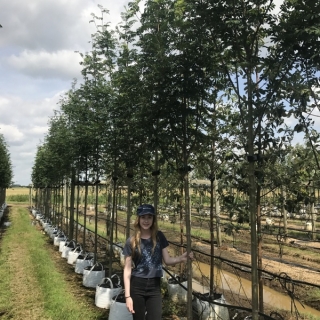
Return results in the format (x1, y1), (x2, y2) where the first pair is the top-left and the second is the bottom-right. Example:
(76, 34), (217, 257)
(123, 204), (193, 320)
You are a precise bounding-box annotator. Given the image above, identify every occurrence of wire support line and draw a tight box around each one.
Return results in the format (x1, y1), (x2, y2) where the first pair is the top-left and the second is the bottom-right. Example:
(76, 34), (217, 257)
(278, 272), (304, 320)
(68, 217), (320, 290)
(162, 267), (279, 320)
(62, 215), (320, 316)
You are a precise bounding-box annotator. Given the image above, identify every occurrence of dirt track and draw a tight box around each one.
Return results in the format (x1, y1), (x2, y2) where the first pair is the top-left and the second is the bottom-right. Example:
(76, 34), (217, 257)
(191, 235), (320, 315)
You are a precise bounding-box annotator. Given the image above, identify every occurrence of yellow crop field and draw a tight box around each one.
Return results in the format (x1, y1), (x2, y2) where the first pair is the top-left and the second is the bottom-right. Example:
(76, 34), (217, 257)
(6, 187), (30, 196)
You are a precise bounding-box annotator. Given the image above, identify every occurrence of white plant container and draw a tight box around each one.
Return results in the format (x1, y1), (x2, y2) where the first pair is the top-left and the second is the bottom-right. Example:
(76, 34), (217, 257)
(195, 293), (229, 320)
(167, 276), (187, 303)
(75, 253), (93, 274)
(95, 275), (122, 309)
(67, 246), (83, 265)
(83, 262), (105, 288)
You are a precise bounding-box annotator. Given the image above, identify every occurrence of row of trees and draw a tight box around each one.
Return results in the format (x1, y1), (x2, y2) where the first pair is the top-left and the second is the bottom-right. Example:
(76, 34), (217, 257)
(31, 1), (320, 318)
(0, 133), (13, 204)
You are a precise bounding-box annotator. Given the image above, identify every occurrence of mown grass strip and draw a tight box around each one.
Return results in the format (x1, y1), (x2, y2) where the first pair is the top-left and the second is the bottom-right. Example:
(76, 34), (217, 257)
(0, 219), (13, 316)
(0, 206), (106, 320)
(0, 206), (47, 319)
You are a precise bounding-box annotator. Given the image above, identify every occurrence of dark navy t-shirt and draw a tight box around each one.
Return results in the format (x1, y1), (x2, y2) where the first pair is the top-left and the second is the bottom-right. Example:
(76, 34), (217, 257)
(123, 231), (169, 278)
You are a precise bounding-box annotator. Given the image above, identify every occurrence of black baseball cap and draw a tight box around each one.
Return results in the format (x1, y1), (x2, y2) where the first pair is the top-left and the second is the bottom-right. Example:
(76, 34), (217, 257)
(137, 204), (155, 216)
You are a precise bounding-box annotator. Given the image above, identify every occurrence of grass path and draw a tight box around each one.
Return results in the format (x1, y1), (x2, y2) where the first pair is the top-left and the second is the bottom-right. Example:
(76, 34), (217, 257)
(0, 205), (106, 320)
(0, 206), (49, 319)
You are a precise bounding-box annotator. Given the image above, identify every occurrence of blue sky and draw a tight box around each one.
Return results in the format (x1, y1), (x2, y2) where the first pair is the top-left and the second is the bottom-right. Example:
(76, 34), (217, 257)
(0, 0), (319, 186)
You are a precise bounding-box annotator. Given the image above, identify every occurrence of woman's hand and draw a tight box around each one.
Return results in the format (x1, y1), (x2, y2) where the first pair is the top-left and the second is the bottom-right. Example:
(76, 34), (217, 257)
(126, 296), (135, 314)
(180, 251), (194, 262)
(162, 248), (194, 265)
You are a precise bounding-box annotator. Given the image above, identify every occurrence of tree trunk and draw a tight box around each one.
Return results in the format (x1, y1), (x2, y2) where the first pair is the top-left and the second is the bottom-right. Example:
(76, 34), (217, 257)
(209, 177), (215, 294)
(153, 147), (159, 215)
(179, 183), (184, 276)
(83, 178), (89, 251)
(126, 173), (133, 240)
(75, 180), (80, 243)
(183, 171), (193, 320)
(247, 95), (259, 320)
(109, 176), (118, 277)
(69, 171), (75, 240)
(94, 181), (99, 264)
(257, 184), (264, 314)
(214, 178), (221, 247)
(282, 187), (287, 240)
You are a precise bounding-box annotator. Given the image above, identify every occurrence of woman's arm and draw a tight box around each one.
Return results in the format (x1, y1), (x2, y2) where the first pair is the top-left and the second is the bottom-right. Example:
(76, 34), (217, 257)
(123, 255), (135, 314)
(162, 247), (193, 266)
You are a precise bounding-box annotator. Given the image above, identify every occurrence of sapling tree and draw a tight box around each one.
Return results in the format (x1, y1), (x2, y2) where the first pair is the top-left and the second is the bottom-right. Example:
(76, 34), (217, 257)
(0, 134), (13, 204)
(194, 0), (320, 316)
(135, 1), (217, 316)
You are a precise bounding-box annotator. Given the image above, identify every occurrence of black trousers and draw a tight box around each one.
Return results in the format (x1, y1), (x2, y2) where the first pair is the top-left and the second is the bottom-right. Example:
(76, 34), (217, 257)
(130, 276), (162, 320)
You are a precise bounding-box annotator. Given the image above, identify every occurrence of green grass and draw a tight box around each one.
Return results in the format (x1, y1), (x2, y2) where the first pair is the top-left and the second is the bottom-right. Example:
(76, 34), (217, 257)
(305, 288), (320, 307)
(0, 230), (12, 313)
(28, 232), (97, 319)
(6, 194), (29, 202)
(0, 206), (106, 320)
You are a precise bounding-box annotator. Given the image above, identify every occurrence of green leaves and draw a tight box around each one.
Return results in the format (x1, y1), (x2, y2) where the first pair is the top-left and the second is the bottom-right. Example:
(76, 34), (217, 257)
(30, 0), (320, 211)
(0, 134), (13, 189)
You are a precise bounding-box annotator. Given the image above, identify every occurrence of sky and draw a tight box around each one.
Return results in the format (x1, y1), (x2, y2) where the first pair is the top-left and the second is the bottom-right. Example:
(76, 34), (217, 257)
(0, 0), (130, 186)
(0, 0), (319, 187)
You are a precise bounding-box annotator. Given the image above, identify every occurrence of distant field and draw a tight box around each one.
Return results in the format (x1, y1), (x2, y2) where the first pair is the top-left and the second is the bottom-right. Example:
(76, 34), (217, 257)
(6, 187), (31, 203)
(6, 187), (30, 196)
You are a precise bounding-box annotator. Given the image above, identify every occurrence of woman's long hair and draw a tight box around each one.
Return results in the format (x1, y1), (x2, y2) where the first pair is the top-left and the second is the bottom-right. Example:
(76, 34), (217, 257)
(130, 214), (159, 258)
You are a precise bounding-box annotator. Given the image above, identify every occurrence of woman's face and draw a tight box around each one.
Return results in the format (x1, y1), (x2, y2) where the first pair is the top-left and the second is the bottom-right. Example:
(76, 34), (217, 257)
(139, 214), (154, 230)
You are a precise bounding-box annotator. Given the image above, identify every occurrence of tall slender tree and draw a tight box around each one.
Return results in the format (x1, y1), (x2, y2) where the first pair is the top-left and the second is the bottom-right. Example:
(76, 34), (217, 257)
(0, 134), (13, 204)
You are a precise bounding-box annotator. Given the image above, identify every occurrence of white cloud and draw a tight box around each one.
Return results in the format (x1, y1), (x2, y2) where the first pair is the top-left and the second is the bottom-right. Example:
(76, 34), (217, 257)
(0, 125), (24, 145)
(7, 50), (83, 80)
(30, 126), (49, 135)
(0, 0), (130, 52)
(0, 92), (61, 185)
(0, 93), (61, 129)
(0, 97), (10, 106)
(0, 0), (134, 186)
